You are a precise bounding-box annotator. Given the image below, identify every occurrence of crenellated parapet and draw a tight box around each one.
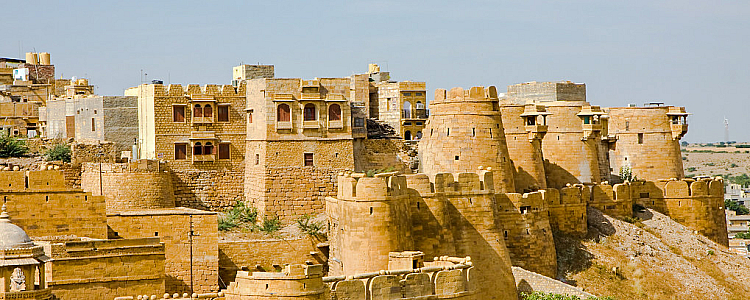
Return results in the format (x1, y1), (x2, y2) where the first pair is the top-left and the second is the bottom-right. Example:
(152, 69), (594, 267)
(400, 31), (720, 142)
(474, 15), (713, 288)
(80, 160), (175, 212)
(326, 256), (477, 300)
(224, 264), (325, 300)
(496, 190), (557, 277)
(152, 82), (247, 97)
(637, 177), (728, 246)
(588, 182), (634, 218)
(327, 170), (518, 299)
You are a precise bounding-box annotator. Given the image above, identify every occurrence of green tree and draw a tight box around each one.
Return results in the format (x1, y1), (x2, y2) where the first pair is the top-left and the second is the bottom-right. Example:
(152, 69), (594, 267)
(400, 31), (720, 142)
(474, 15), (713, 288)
(735, 231), (750, 239)
(725, 199), (749, 215)
(0, 133), (29, 158)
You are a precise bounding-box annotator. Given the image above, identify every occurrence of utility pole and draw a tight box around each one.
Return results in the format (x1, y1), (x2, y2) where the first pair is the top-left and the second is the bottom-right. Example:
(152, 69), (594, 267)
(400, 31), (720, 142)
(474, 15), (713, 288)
(189, 215), (196, 295)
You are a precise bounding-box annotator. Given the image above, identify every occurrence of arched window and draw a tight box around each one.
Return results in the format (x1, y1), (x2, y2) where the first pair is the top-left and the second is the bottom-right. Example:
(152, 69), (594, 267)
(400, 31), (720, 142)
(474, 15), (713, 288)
(193, 142), (203, 155)
(203, 104), (213, 118)
(304, 103), (316, 121)
(416, 101), (425, 109)
(204, 142), (214, 155)
(404, 130), (412, 140)
(193, 104), (202, 117)
(403, 101), (412, 118)
(328, 104), (341, 121)
(277, 104), (290, 122)
(416, 131), (423, 139)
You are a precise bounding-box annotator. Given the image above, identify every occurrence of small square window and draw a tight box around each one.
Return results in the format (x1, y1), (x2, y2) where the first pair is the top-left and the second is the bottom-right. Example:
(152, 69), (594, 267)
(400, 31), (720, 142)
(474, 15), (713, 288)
(354, 117), (365, 127)
(255, 154), (260, 165)
(304, 153), (314, 166)
(248, 112), (253, 124)
(638, 133), (644, 144)
(415, 92), (423, 96)
(218, 105), (230, 122)
(403, 92), (411, 96)
(175, 144), (187, 160)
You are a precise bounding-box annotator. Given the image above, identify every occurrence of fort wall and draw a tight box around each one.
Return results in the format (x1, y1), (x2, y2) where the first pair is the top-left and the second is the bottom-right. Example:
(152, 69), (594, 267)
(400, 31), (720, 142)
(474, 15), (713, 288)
(0, 170), (107, 239)
(107, 209), (219, 294)
(218, 238), (320, 285)
(635, 178), (728, 246)
(496, 191), (557, 277)
(546, 186), (588, 235)
(44, 238), (165, 300)
(328, 171), (517, 299)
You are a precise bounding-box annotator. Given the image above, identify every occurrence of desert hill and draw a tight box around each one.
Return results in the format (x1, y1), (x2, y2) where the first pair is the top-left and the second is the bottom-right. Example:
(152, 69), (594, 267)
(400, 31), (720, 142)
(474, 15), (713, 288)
(556, 207), (750, 300)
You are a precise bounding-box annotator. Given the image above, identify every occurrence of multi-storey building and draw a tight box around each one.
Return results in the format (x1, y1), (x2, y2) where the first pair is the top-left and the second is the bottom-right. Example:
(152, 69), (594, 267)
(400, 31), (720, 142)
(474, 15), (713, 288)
(43, 95), (137, 150)
(245, 77), (362, 221)
(126, 83), (248, 209)
(366, 64), (428, 140)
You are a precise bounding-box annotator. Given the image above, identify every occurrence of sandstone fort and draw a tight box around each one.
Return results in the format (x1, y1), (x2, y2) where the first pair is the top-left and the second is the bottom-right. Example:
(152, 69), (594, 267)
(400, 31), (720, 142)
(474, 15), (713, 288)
(0, 54), (730, 299)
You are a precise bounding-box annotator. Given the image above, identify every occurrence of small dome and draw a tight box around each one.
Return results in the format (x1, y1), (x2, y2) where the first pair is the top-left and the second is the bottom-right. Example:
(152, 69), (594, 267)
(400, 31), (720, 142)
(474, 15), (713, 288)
(0, 205), (33, 249)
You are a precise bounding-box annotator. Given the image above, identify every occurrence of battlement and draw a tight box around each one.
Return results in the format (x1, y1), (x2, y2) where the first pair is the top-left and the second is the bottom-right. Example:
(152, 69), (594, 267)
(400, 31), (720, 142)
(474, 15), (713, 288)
(661, 178), (723, 198)
(433, 86), (499, 103)
(0, 170), (71, 192)
(336, 172), (408, 201)
(324, 257), (475, 300)
(590, 182), (633, 204)
(149, 82), (246, 97)
(505, 191), (547, 212)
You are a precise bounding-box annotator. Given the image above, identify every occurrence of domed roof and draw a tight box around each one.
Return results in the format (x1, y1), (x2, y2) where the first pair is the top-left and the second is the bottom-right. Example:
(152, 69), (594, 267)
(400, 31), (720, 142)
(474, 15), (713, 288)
(0, 204), (33, 249)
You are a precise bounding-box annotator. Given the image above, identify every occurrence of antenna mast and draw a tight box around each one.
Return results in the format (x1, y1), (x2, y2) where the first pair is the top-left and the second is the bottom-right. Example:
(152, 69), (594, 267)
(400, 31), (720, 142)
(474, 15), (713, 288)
(724, 117), (729, 142)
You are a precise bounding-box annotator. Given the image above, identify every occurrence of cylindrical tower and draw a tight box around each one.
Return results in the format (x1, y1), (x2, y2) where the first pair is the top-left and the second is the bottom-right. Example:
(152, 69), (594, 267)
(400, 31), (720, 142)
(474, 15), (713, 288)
(500, 104), (549, 192)
(607, 106), (687, 181)
(81, 162), (176, 212)
(542, 103), (604, 188)
(419, 86), (515, 193)
(329, 175), (413, 275)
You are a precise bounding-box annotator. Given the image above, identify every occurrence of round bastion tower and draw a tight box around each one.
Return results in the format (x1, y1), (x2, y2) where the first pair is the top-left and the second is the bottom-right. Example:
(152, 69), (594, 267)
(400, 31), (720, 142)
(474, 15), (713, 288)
(419, 86), (515, 193)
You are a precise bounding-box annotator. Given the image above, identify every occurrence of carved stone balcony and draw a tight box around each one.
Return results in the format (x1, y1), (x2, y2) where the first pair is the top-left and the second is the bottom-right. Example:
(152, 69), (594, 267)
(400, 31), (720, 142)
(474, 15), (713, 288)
(671, 123), (688, 140)
(276, 121), (292, 130)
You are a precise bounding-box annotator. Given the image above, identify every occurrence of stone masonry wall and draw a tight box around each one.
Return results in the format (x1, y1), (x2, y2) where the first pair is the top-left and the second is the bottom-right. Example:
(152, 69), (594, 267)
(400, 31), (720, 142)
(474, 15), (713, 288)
(171, 167), (245, 211)
(353, 138), (412, 173)
(46, 238), (166, 300)
(107, 209), (219, 294)
(513, 266), (596, 298)
(0, 170), (108, 239)
(218, 238), (319, 285)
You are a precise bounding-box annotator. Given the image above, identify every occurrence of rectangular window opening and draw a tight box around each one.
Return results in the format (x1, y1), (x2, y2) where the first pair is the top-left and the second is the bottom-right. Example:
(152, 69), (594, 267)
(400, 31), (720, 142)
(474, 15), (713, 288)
(218, 105), (230, 122)
(218, 143), (230, 160)
(173, 105), (186, 122)
(175, 143), (187, 160)
(304, 153), (314, 166)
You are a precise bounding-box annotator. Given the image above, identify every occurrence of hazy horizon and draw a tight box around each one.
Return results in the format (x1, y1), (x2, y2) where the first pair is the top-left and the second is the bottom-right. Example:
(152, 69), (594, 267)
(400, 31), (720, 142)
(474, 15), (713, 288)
(2, 0), (748, 143)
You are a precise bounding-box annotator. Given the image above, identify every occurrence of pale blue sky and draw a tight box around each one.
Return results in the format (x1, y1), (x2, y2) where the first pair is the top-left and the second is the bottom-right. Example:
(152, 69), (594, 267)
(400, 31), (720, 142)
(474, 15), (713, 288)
(2, 0), (748, 142)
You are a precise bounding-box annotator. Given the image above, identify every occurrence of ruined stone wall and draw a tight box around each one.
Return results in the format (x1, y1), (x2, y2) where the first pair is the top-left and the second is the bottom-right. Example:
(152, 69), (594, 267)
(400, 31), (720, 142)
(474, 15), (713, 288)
(501, 105), (547, 192)
(326, 266), (476, 300)
(46, 238), (165, 300)
(0, 170), (107, 239)
(71, 142), (120, 164)
(107, 209), (219, 293)
(496, 191), (557, 277)
(419, 86), (515, 193)
(352, 138), (412, 173)
(542, 104), (602, 188)
(607, 107), (686, 181)
(81, 161), (175, 212)
(218, 238), (319, 285)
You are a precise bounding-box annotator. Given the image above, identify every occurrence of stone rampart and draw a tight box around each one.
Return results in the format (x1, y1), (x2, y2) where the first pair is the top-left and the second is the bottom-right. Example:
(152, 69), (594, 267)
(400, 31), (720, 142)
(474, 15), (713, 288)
(0, 170), (107, 239)
(325, 260), (476, 300)
(588, 182), (633, 218)
(45, 238), (166, 300)
(640, 178), (728, 246)
(496, 191), (557, 277)
(546, 186), (588, 235)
